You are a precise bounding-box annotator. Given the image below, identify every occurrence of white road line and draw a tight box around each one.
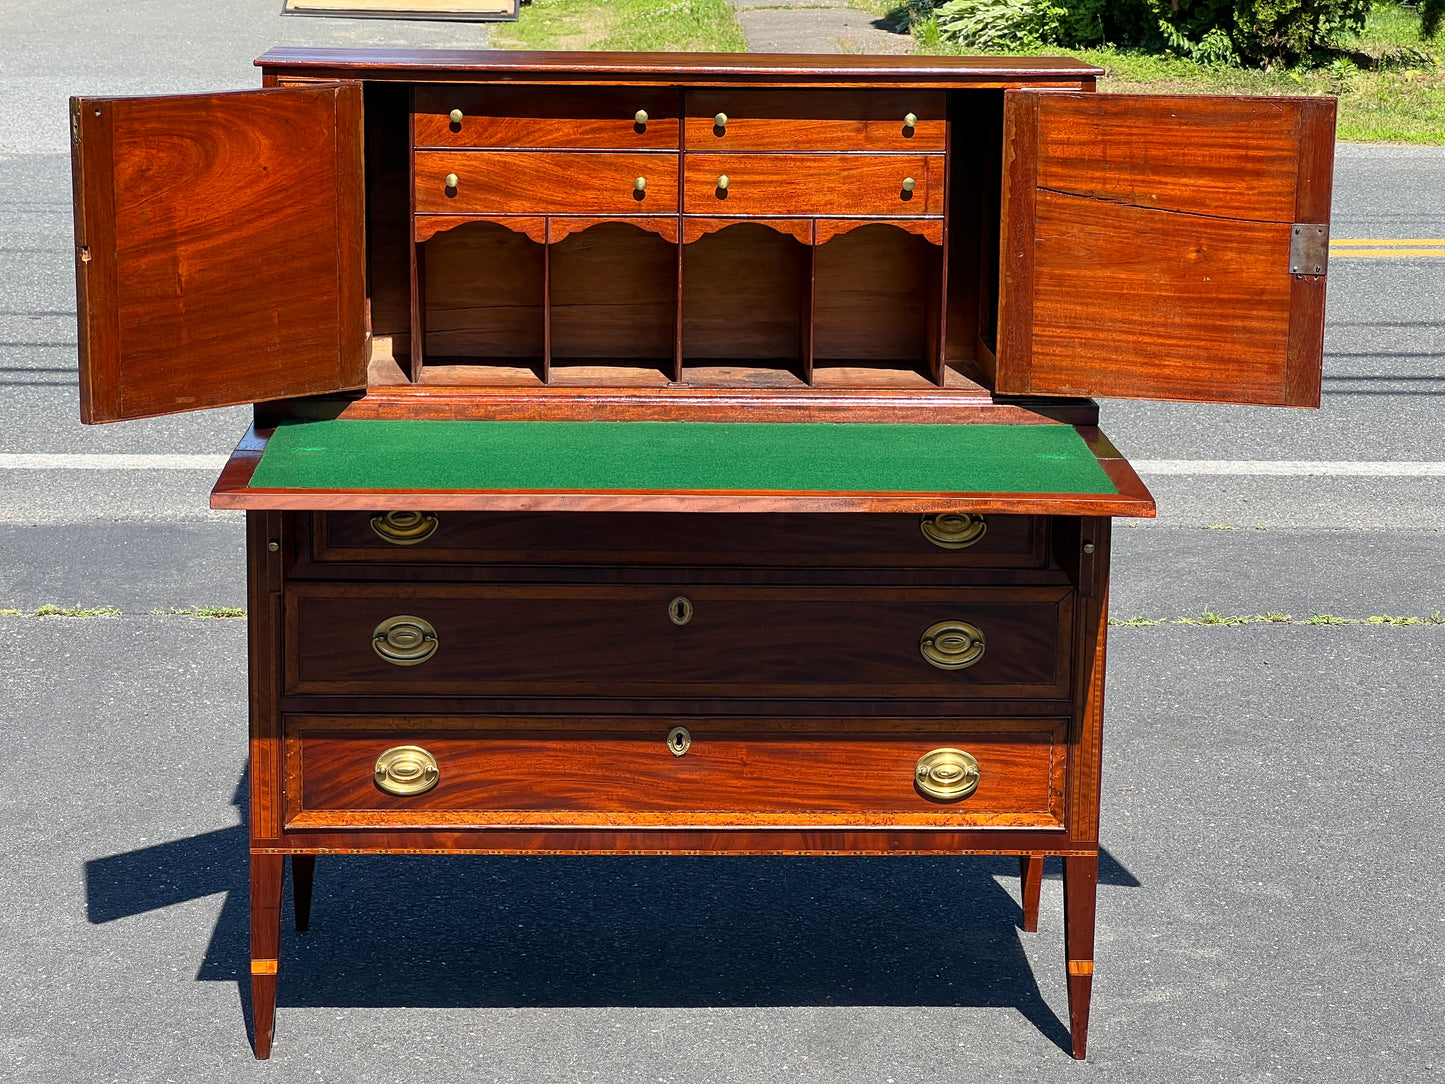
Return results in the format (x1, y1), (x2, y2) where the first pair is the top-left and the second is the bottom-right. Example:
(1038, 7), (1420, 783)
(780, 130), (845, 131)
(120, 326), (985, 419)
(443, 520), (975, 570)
(0, 454), (1443, 478)
(0, 453), (229, 469)
(1133, 461), (1445, 476)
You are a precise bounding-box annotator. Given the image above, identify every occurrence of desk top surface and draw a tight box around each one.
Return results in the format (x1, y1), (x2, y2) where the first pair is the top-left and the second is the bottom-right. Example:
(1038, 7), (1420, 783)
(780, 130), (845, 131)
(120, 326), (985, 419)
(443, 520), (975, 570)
(211, 419), (1155, 516)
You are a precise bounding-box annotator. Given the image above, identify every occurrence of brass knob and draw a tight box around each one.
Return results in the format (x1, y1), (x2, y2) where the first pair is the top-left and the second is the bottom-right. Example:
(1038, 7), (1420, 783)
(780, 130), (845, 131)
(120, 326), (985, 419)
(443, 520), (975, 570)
(635, 176), (647, 192)
(669, 596), (694, 626)
(920, 513), (986, 549)
(444, 173), (458, 190)
(449, 108), (463, 125)
(902, 177), (916, 193)
(667, 725), (691, 756)
(716, 175), (730, 191)
(635, 109), (649, 125)
(714, 112), (728, 128)
(915, 748), (980, 802)
(370, 511), (439, 546)
(374, 745), (440, 797)
(373, 615), (439, 667)
(903, 112), (918, 129)
(920, 620), (985, 670)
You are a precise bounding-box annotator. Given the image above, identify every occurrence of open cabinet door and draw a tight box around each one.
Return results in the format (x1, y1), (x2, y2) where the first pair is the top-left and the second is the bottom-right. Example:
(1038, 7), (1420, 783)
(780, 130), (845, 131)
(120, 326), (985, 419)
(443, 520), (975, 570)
(995, 91), (1335, 407)
(71, 84), (366, 423)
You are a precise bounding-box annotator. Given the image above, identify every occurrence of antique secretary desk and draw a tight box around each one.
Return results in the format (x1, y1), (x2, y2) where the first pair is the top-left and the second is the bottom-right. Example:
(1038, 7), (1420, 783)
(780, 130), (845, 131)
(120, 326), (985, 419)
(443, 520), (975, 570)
(68, 47), (1334, 1059)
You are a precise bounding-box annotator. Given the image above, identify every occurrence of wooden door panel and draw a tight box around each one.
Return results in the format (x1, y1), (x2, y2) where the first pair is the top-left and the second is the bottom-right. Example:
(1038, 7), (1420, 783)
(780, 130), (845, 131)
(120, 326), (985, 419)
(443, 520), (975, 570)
(71, 85), (367, 423)
(995, 92), (1334, 407)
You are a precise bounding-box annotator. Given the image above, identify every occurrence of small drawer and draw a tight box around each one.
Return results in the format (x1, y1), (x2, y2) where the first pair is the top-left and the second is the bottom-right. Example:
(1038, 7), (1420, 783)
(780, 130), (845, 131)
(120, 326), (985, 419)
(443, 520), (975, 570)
(307, 512), (1047, 570)
(683, 153), (943, 217)
(685, 90), (946, 152)
(414, 86), (680, 150)
(414, 151), (680, 216)
(284, 583), (1073, 699)
(284, 714), (1067, 830)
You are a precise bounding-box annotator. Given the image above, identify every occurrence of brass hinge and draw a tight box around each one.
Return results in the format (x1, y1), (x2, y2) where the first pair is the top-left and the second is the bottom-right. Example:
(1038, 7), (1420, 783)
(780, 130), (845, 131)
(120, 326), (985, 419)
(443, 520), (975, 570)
(1290, 223), (1329, 276)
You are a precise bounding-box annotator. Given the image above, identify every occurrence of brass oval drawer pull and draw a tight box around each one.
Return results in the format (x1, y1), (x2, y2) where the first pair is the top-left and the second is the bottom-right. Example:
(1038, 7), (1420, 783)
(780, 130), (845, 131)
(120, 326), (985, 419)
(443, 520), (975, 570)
(920, 620), (985, 670)
(919, 513), (986, 549)
(370, 511), (440, 546)
(374, 745), (440, 796)
(915, 748), (980, 801)
(373, 615), (439, 666)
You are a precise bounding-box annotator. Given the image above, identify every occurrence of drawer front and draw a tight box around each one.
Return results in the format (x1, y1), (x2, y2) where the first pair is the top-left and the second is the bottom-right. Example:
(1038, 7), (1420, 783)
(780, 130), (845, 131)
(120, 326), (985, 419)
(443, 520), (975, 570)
(685, 90), (946, 152)
(285, 584), (1072, 698)
(683, 153), (943, 217)
(309, 512), (1046, 569)
(284, 715), (1067, 829)
(414, 86), (680, 150)
(414, 151), (680, 215)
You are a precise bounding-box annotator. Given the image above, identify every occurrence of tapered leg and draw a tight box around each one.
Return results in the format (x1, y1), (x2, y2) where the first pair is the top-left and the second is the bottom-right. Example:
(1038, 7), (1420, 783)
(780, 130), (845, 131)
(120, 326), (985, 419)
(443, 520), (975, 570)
(1018, 854), (1044, 933)
(292, 855), (316, 932)
(250, 853), (284, 1060)
(1062, 853), (1099, 1060)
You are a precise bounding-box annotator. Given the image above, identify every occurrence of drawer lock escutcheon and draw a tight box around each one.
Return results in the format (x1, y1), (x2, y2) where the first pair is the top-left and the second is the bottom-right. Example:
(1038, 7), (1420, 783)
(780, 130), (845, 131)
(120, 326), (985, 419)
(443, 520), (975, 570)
(919, 513), (986, 549)
(372, 615), (440, 666)
(370, 511), (440, 546)
(915, 748), (980, 802)
(667, 726), (692, 757)
(669, 596), (694, 626)
(374, 745), (441, 797)
(920, 620), (986, 670)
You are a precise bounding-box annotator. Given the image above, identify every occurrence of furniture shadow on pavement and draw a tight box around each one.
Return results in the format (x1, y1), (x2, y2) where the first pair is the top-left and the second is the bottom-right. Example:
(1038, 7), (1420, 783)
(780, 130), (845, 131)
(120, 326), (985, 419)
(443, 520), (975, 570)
(83, 771), (1139, 1056)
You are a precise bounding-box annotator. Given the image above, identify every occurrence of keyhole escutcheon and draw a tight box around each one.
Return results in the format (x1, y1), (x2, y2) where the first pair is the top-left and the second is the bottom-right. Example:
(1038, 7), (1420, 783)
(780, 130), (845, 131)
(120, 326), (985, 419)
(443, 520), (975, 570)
(669, 595), (694, 626)
(667, 726), (692, 757)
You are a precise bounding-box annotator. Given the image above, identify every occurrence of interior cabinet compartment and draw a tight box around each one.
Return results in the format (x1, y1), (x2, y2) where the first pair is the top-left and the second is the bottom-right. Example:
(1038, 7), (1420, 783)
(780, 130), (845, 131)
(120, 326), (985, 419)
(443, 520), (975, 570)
(812, 222), (943, 388)
(681, 222), (811, 387)
(418, 220), (546, 384)
(548, 221), (678, 385)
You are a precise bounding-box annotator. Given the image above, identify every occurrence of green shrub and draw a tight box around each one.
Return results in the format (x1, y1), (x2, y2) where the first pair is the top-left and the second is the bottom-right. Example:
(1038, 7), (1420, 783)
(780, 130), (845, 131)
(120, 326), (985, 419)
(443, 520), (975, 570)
(934, 0), (1373, 64)
(1422, 0), (1444, 39)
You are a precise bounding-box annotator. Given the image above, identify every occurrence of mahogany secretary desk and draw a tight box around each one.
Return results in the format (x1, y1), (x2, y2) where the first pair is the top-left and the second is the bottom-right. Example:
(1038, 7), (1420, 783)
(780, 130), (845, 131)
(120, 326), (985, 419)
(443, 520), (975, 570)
(68, 48), (1335, 1059)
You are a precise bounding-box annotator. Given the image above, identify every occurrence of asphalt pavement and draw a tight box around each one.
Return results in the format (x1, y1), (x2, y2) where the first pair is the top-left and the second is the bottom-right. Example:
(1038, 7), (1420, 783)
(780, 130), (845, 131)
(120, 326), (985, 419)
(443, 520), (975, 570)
(1, 1), (1443, 1081)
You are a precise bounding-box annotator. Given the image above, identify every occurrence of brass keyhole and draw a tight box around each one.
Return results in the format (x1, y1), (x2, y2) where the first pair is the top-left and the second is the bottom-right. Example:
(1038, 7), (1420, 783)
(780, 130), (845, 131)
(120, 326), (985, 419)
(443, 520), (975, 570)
(669, 596), (694, 626)
(667, 726), (692, 756)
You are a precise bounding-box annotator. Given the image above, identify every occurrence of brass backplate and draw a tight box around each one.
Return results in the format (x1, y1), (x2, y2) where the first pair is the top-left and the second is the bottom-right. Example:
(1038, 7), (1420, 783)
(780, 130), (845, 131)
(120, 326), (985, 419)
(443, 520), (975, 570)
(372, 615), (439, 666)
(374, 745), (441, 797)
(370, 510), (440, 546)
(915, 748), (980, 802)
(920, 513), (987, 549)
(919, 620), (986, 670)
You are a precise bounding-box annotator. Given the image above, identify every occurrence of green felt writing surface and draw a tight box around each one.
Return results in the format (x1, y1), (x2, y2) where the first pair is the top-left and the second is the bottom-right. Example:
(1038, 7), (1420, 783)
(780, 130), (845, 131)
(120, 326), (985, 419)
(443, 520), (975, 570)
(247, 419), (1118, 495)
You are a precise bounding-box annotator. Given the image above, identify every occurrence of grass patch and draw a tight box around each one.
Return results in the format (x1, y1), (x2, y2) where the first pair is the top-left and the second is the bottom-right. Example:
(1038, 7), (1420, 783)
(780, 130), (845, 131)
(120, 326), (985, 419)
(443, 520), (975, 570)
(1304, 611), (1353, 624)
(907, 3), (1445, 143)
(154, 606), (247, 619)
(1109, 615), (1168, 626)
(493, 0), (746, 52)
(0, 608), (22, 616)
(1110, 610), (1445, 626)
(31, 605), (121, 617)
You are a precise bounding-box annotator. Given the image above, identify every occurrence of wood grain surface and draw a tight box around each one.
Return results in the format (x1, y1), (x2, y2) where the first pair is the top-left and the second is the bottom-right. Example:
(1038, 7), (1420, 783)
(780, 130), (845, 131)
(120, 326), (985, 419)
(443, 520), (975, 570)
(415, 150), (679, 215)
(995, 91), (1335, 406)
(414, 85), (679, 149)
(683, 153), (943, 216)
(71, 85), (366, 422)
(284, 715), (1066, 829)
(307, 510), (1047, 569)
(684, 89), (945, 151)
(283, 583), (1072, 698)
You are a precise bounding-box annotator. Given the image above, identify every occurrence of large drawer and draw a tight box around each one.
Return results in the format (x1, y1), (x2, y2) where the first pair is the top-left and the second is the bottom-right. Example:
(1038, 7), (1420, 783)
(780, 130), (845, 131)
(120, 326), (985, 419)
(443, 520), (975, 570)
(684, 90), (946, 152)
(283, 714), (1067, 829)
(284, 584), (1073, 698)
(414, 151), (680, 216)
(683, 153), (944, 217)
(414, 86), (680, 150)
(306, 512), (1047, 569)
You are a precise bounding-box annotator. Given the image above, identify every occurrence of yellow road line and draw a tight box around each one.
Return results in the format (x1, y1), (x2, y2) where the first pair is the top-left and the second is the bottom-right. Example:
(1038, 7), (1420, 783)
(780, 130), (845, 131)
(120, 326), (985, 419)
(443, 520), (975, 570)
(1330, 238), (1445, 246)
(1329, 239), (1445, 258)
